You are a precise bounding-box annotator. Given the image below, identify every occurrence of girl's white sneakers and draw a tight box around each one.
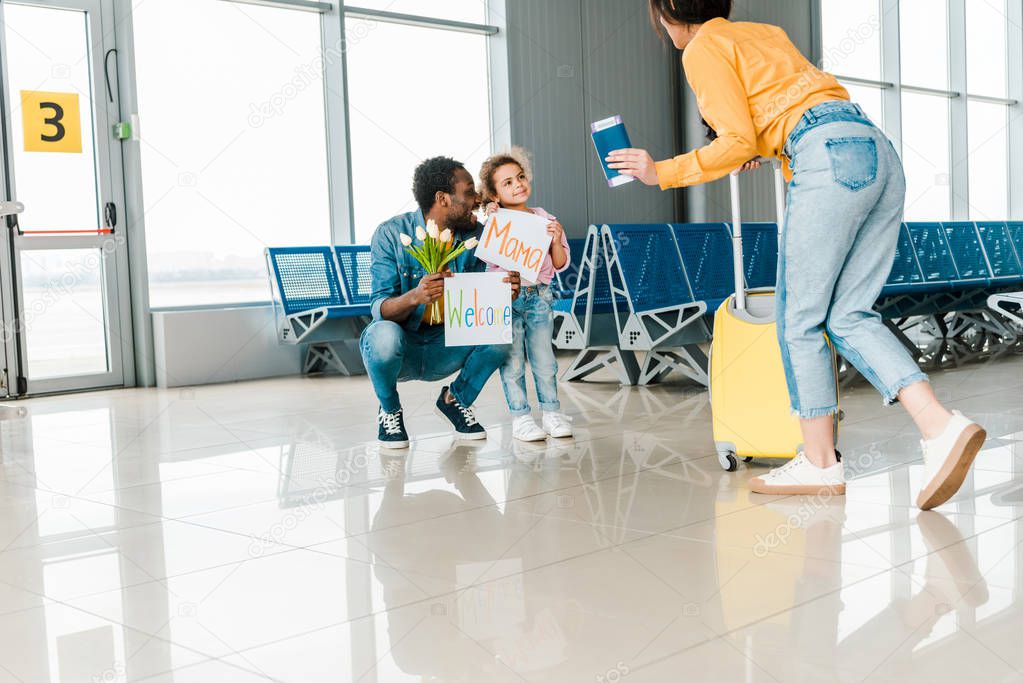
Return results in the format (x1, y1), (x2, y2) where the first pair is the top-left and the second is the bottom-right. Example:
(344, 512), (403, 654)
(512, 414), (548, 442)
(542, 411), (574, 438)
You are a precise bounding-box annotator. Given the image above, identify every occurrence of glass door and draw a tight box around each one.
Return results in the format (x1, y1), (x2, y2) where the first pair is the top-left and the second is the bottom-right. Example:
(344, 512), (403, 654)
(0, 0), (132, 395)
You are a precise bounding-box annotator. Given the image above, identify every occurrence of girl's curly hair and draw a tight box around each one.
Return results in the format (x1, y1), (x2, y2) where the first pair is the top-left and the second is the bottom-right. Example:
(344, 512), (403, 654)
(478, 146), (534, 204)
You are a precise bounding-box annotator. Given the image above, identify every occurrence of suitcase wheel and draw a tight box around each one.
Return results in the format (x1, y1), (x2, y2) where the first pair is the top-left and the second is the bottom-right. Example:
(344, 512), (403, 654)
(718, 450), (738, 472)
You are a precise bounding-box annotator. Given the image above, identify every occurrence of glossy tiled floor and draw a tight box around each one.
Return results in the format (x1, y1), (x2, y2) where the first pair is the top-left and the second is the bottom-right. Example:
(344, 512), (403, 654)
(1, 353), (1023, 682)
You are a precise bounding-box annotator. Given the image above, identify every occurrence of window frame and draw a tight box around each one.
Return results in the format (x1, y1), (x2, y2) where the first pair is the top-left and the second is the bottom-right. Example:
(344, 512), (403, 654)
(122, 0), (505, 310)
(331, 1), (505, 245)
(819, 0), (1021, 220)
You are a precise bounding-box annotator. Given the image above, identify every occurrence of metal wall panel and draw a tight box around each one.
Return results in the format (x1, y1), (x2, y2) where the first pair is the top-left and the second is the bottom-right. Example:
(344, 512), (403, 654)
(581, 0), (678, 225)
(506, 0), (678, 236)
(505, 0), (589, 236)
(695, 0), (818, 222)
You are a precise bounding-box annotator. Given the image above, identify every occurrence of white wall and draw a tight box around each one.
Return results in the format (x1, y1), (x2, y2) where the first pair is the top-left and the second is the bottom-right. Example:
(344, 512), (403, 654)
(152, 306), (302, 388)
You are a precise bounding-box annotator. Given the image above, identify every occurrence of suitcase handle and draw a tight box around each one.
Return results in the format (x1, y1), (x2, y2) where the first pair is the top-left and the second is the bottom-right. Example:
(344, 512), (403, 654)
(729, 160), (786, 312)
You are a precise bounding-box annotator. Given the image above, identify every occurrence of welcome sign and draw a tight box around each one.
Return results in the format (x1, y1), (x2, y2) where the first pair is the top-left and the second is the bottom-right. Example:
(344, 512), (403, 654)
(476, 209), (553, 283)
(444, 272), (513, 347)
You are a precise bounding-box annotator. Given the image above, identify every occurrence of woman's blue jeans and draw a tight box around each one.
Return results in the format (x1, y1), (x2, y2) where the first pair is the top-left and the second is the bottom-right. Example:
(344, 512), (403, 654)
(778, 101), (928, 419)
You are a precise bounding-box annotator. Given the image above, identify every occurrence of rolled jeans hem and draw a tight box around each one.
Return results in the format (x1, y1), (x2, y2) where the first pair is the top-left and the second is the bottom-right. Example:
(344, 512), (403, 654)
(539, 401), (561, 413)
(507, 406), (532, 417)
(882, 372), (929, 406)
(447, 380), (474, 409)
(794, 405), (839, 420)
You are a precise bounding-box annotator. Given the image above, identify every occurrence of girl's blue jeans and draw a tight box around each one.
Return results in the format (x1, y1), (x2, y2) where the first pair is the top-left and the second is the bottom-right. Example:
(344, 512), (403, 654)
(500, 285), (561, 415)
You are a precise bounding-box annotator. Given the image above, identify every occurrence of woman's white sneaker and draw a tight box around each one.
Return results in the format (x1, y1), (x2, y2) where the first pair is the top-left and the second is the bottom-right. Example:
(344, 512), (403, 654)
(512, 414), (547, 442)
(749, 453), (846, 496)
(916, 411), (986, 510)
(542, 411), (573, 438)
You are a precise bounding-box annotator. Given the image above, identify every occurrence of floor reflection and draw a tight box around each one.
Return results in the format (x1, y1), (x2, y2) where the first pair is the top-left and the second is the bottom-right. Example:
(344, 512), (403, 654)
(0, 370), (1020, 681)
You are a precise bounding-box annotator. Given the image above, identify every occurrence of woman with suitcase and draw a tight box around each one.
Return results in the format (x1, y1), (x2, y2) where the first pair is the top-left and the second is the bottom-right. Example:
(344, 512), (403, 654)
(607, 0), (986, 510)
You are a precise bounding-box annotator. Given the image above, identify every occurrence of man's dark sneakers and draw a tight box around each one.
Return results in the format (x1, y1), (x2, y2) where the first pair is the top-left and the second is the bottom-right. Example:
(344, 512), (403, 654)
(434, 386), (487, 440)
(377, 407), (409, 449)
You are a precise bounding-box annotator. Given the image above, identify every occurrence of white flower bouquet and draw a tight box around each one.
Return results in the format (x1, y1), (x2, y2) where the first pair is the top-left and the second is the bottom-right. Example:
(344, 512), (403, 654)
(399, 219), (479, 324)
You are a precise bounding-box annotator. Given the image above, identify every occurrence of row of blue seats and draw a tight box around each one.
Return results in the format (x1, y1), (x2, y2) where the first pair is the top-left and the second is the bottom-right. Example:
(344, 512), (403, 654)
(266, 246), (372, 345)
(552, 220), (1023, 385)
(554, 221), (1023, 318)
(266, 220), (1023, 379)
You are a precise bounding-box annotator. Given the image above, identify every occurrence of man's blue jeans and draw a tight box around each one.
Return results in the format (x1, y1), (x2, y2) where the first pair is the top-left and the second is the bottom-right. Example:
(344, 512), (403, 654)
(359, 321), (509, 412)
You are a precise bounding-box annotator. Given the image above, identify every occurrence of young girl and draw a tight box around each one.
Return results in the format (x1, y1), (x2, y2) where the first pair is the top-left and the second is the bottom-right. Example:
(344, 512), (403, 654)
(479, 147), (574, 442)
(607, 0), (986, 510)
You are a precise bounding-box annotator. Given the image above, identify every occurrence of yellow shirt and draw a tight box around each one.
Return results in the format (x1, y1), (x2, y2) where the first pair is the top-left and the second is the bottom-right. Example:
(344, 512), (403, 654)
(654, 18), (849, 189)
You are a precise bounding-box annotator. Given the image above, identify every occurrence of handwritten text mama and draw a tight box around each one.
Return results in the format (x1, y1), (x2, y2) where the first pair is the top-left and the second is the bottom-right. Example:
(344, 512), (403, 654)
(483, 216), (546, 272)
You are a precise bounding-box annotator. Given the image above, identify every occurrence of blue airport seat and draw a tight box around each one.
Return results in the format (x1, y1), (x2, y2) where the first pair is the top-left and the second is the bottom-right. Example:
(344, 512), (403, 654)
(604, 225), (694, 314)
(265, 245), (369, 373)
(976, 222), (1023, 284)
(736, 222), (778, 290)
(599, 224), (707, 385)
(905, 222), (959, 292)
(334, 245), (373, 315)
(1008, 222), (1023, 264)
(941, 222), (990, 288)
(553, 238), (587, 302)
(881, 223), (926, 296)
(267, 247), (348, 319)
(672, 223), (734, 310)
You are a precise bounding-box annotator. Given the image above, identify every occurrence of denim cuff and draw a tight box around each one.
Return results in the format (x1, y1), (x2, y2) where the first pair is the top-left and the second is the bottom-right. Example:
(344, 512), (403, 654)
(793, 405), (840, 419)
(882, 371), (929, 406)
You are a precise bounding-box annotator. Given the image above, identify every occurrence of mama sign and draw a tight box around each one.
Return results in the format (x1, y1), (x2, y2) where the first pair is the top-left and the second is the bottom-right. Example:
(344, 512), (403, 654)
(476, 209), (553, 283)
(444, 272), (513, 347)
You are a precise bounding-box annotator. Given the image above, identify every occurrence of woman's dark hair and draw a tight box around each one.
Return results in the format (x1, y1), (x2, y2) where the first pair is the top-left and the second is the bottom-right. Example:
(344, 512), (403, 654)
(412, 156), (466, 213)
(648, 0), (732, 29)
(701, 117), (718, 142)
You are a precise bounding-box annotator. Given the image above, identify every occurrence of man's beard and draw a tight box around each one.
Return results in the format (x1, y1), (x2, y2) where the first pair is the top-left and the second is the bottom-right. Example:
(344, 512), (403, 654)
(450, 205), (479, 234)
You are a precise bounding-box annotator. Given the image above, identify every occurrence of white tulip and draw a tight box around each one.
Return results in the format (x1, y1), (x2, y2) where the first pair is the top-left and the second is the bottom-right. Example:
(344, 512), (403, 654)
(415, 225), (427, 241)
(427, 220), (440, 240)
(440, 228), (452, 243)
(463, 237), (479, 249)
(399, 233), (413, 247)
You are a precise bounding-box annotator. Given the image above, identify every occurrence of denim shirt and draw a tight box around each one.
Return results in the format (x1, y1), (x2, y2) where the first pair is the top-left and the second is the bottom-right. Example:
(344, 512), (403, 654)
(369, 209), (486, 332)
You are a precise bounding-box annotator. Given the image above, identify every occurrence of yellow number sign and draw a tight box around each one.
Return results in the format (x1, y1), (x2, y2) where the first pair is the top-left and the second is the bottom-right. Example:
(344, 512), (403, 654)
(20, 90), (83, 153)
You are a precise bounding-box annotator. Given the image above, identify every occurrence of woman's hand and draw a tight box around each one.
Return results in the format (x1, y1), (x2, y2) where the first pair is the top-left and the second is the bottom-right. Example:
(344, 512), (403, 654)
(738, 159), (761, 173)
(605, 148), (660, 186)
(484, 201), (500, 217)
(547, 220), (564, 242)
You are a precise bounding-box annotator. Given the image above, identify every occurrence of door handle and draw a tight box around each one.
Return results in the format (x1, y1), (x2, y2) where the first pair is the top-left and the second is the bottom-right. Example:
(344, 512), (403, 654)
(0, 200), (24, 232)
(104, 202), (117, 233)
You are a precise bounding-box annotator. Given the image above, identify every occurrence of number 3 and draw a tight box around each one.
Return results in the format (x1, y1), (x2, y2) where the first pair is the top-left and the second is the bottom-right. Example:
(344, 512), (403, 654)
(38, 102), (66, 143)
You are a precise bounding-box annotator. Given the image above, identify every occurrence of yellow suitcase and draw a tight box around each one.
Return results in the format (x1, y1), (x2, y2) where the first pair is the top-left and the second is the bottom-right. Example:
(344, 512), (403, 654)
(710, 165), (839, 472)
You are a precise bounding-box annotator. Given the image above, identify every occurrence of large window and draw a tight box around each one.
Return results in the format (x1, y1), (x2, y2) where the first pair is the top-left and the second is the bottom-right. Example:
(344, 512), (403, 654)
(132, 1), (498, 307)
(821, 0), (1018, 222)
(966, 0), (1010, 220)
(345, 18), (492, 242)
(133, 0), (331, 308)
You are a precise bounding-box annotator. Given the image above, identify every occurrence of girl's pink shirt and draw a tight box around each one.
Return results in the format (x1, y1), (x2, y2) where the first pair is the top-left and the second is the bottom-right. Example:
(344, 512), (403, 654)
(484, 207), (571, 285)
